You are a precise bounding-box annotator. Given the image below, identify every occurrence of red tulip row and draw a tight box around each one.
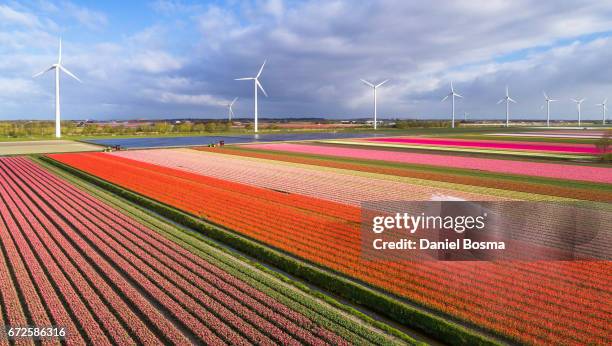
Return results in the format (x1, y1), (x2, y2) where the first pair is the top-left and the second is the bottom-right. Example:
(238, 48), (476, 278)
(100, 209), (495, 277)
(47, 152), (612, 345)
(0, 156), (344, 345)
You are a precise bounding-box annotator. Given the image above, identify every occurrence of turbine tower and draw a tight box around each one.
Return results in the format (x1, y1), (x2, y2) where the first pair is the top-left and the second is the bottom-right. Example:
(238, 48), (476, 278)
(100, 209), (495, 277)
(235, 60), (267, 133)
(441, 81), (463, 128)
(542, 92), (557, 127)
(226, 97), (238, 122)
(571, 98), (585, 127)
(360, 79), (388, 130)
(497, 86), (516, 127)
(33, 38), (81, 138)
(595, 98), (607, 125)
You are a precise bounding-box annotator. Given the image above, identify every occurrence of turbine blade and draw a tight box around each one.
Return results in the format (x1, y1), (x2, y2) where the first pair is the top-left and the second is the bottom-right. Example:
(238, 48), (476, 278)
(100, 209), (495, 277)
(257, 80), (268, 97)
(450, 81), (454, 92)
(231, 97), (238, 105)
(571, 98), (578, 103)
(376, 79), (389, 88)
(32, 65), (55, 78)
(454, 92), (463, 98)
(256, 59), (267, 78)
(497, 99), (505, 104)
(235, 77), (254, 81)
(543, 91), (548, 99)
(360, 79), (374, 88)
(441, 95), (449, 102)
(509, 97), (517, 103)
(604, 98), (608, 104)
(60, 65), (82, 82)
(505, 86), (509, 96)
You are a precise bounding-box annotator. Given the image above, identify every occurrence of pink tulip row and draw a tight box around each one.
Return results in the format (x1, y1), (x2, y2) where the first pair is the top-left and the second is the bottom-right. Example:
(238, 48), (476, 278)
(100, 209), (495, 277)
(248, 143), (612, 184)
(0, 157), (342, 345)
(364, 137), (603, 154)
(112, 149), (505, 206)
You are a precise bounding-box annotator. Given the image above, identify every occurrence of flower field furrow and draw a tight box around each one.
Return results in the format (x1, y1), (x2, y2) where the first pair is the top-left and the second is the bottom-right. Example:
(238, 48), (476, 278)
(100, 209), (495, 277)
(4, 160), (184, 345)
(48, 152), (612, 345)
(0, 203), (61, 344)
(247, 143), (612, 184)
(0, 160), (156, 345)
(1, 156), (351, 346)
(363, 137), (603, 154)
(0, 177), (112, 345)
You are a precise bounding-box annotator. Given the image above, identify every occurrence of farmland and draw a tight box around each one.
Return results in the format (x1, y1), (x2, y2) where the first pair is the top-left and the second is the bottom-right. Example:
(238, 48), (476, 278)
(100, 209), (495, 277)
(0, 156), (407, 345)
(0, 140), (100, 155)
(47, 150), (612, 345)
(245, 143), (612, 184)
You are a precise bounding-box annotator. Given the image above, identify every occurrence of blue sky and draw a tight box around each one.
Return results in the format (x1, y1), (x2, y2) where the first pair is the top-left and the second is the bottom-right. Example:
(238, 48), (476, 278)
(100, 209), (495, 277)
(1, 0), (612, 121)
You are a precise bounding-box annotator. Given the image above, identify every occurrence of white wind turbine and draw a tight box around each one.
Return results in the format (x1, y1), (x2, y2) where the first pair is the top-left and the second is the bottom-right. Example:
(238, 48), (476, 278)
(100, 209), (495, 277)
(595, 98), (607, 125)
(441, 81), (462, 128)
(571, 98), (585, 127)
(235, 60), (267, 132)
(497, 86), (516, 127)
(542, 92), (557, 127)
(33, 38), (81, 138)
(226, 97), (238, 122)
(360, 79), (388, 130)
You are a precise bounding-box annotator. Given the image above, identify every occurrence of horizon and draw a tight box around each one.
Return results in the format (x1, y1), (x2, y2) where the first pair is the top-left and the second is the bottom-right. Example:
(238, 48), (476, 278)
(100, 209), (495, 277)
(1, 1), (611, 121)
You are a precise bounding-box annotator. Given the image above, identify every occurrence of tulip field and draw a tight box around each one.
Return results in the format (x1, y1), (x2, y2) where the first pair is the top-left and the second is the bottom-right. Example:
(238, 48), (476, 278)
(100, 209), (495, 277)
(362, 137), (603, 154)
(0, 156), (404, 345)
(246, 143), (612, 184)
(48, 151), (612, 346)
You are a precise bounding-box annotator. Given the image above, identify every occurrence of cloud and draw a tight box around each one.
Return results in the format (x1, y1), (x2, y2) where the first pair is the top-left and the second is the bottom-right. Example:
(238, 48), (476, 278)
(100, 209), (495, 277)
(157, 92), (227, 106)
(3, 0), (612, 120)
(0, 4), (41, 28)
(62, 2), (108, 30)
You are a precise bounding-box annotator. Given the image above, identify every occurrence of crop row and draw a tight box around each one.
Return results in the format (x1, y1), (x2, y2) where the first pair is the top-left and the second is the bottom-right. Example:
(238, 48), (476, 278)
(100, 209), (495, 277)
(246, 143), (612, 184)
(363, 137), (602, 154)
(48, 152), (612, 346)
(0, 156), (346, 345)
(203, 146), (612, 202)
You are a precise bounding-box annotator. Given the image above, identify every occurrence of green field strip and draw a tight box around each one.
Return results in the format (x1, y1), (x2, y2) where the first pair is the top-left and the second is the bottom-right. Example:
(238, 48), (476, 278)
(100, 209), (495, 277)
(39, 155), (506, 346)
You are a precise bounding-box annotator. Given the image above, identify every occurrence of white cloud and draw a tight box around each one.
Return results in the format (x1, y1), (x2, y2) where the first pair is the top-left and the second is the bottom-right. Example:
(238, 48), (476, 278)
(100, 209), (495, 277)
(158, 91), (226, 106)
(0, 4), (41, 28)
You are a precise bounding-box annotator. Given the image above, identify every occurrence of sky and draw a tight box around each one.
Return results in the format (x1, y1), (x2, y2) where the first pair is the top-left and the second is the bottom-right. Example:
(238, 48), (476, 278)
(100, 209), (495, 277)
(1, 0), (612, 121)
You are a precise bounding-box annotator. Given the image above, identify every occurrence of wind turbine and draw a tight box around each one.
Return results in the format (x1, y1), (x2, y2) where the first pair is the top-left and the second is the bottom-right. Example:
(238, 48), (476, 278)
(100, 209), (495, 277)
(361, 79), (388, 130)
(226, 97), (238, 122)
(571, 98), (585, 127)
(235, 60), (267, 132)
(497, 86), (516, 127)
(33, 38), (81, 138)
(595, 98), (607, 125)
(542, 92), (557, 127)
(441, 81), (463, 128)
